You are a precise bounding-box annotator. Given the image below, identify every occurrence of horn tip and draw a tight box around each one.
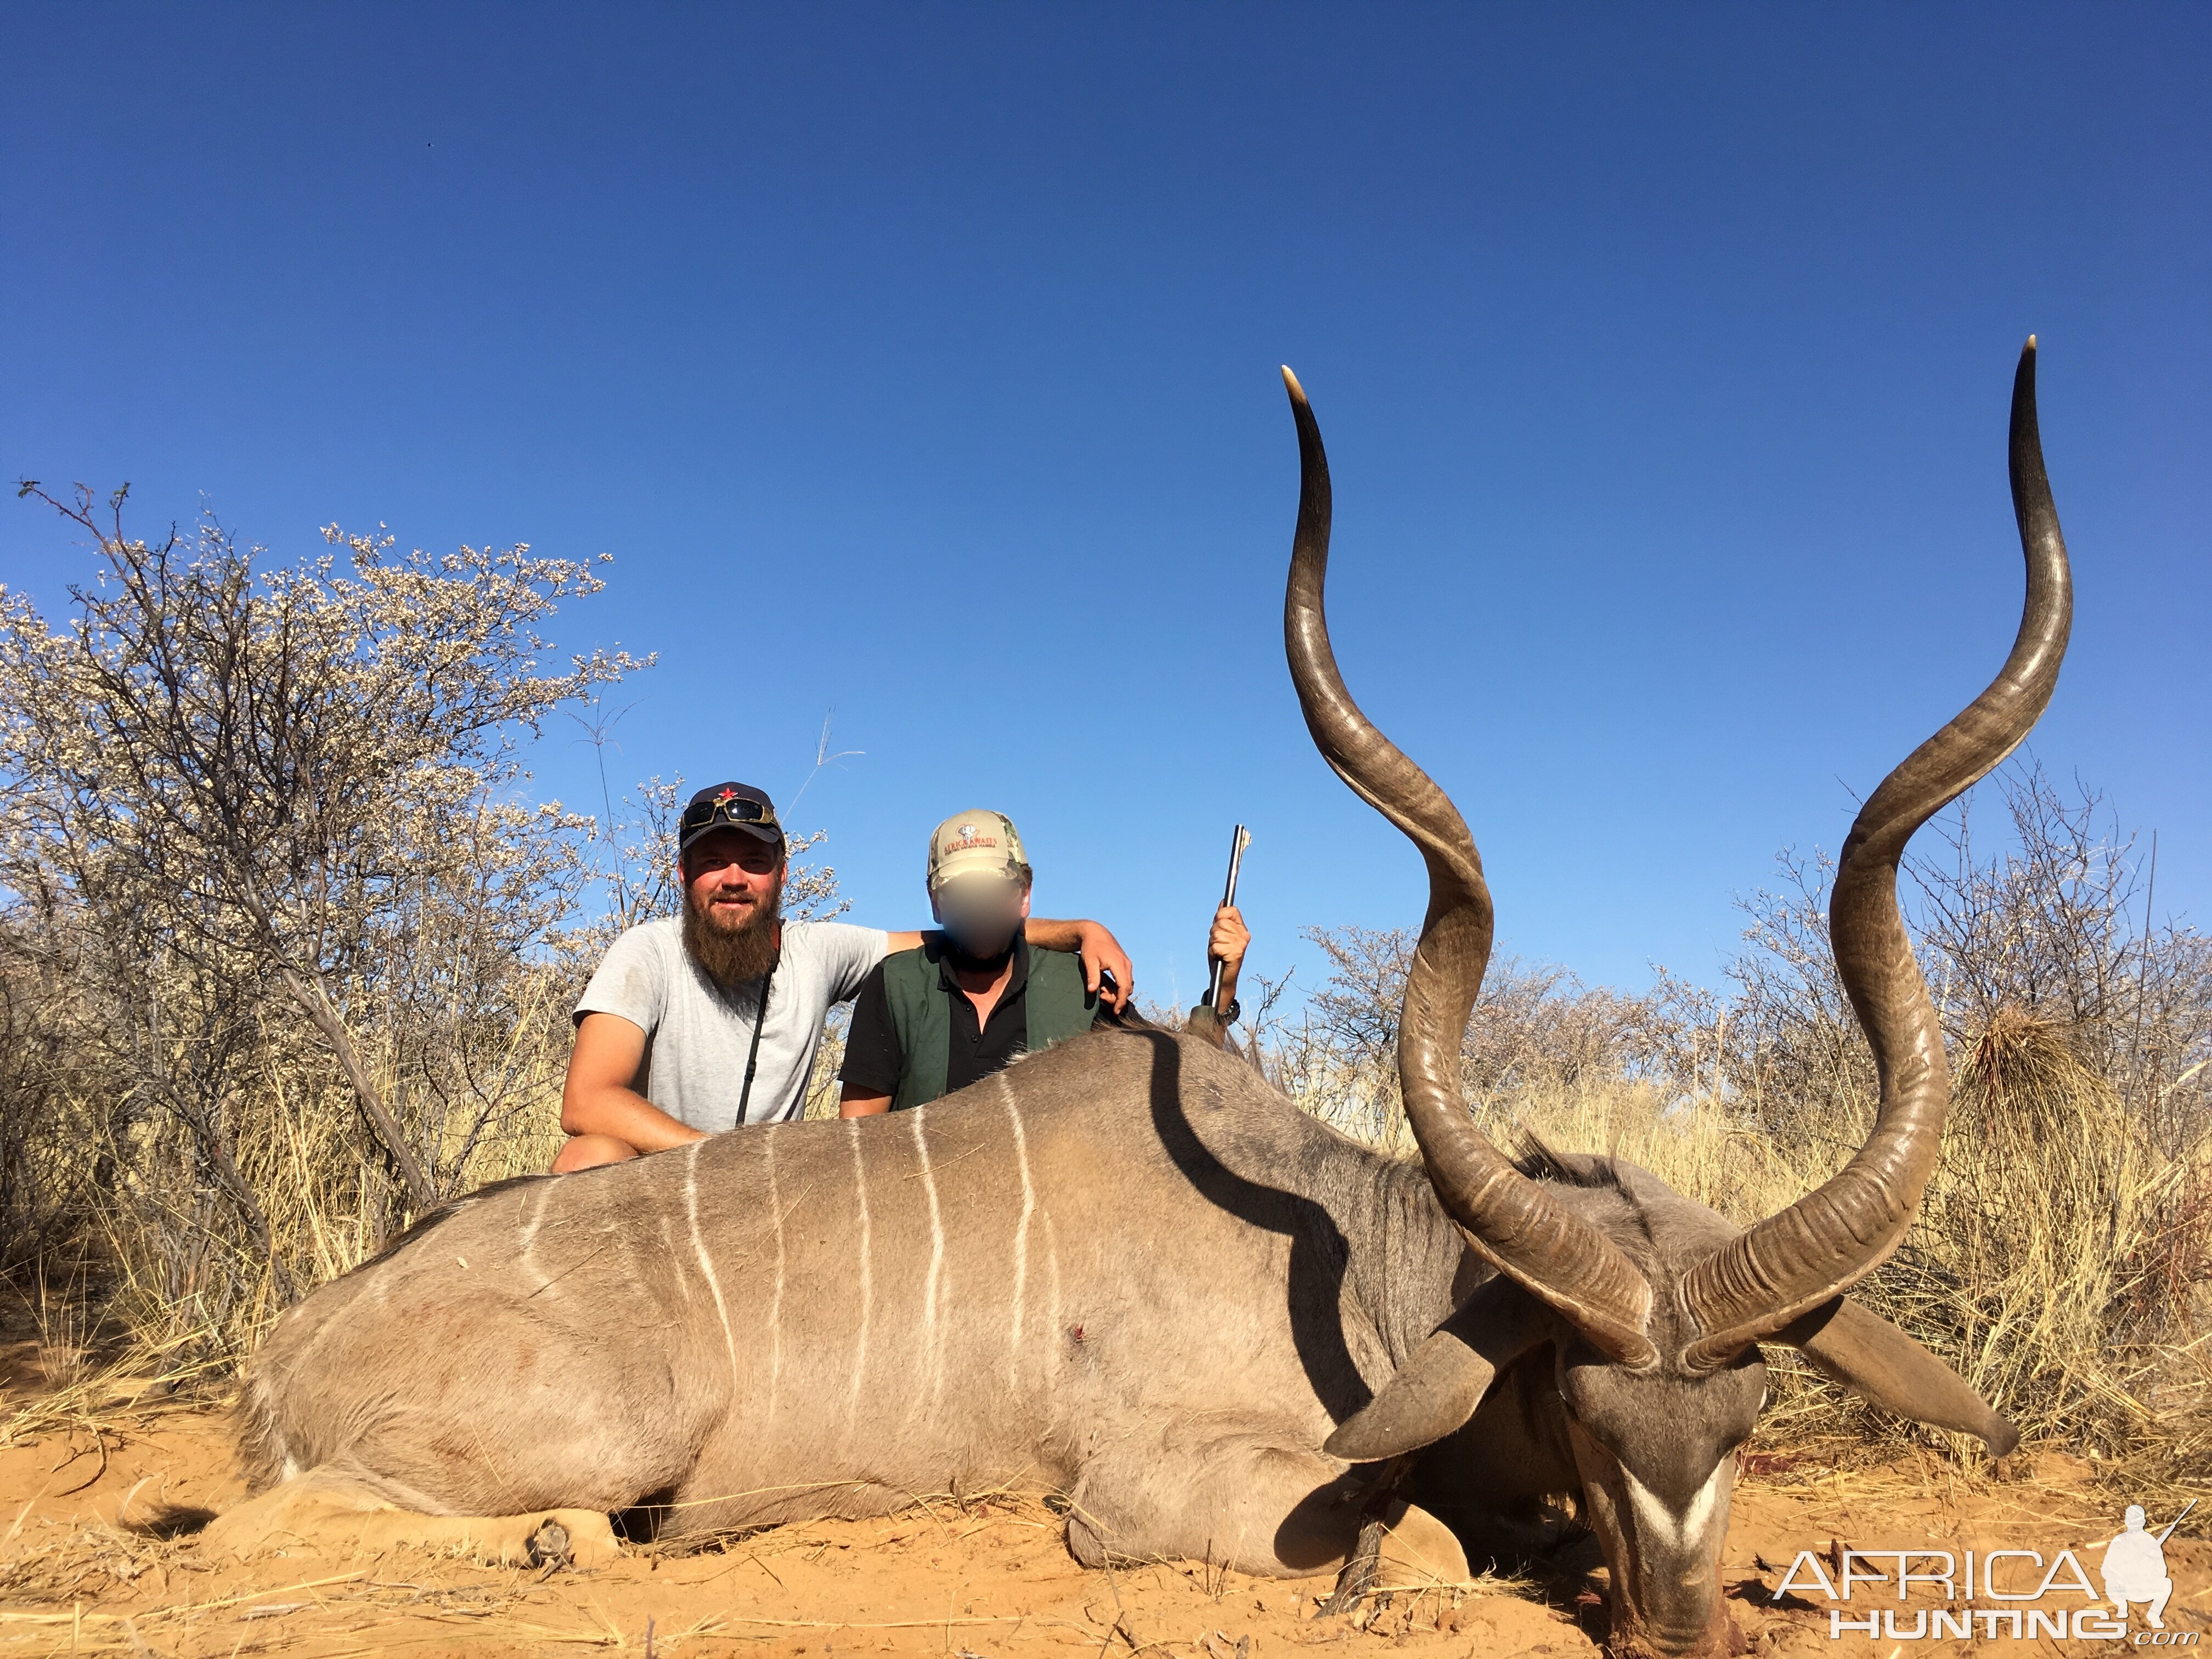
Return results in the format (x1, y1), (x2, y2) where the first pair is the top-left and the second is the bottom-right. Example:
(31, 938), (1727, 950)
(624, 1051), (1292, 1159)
(1280, 364), (1308, 404)
(2024, 334), (2038, 353)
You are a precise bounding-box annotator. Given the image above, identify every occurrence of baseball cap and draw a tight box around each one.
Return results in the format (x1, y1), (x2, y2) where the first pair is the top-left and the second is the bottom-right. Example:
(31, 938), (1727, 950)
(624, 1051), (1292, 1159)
(679, 782), (783, 855)
(926, 809), (1029, 893)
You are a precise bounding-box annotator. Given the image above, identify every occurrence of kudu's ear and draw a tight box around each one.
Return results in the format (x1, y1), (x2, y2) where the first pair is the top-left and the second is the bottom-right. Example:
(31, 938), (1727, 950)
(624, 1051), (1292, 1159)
(1324, 1278), (1549, 1463)
(1774, 1296), (2020, 1456)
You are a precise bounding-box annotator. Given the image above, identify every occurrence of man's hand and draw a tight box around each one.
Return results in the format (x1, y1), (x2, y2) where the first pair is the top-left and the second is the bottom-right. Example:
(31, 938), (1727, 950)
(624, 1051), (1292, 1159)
(1210, 905), (1251, 1008)
(1020, 916), (1135, 1011)
(1074, 918), (1136, 1012)
(1209, 905), (1250, 973)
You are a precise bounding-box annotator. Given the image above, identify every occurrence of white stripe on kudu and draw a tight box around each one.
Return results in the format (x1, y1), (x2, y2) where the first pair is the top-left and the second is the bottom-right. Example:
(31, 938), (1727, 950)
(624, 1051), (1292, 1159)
(912, 1107), (947, 1410)
(846, 1119), (871, 1428)
(1621, 1460), (1729, 1559)
(685, 1141), (740, 1381)
(765, 1128), (785, 1421)
(1000, 1076), (1036, 1393)
(511, 1184), (550, 1299)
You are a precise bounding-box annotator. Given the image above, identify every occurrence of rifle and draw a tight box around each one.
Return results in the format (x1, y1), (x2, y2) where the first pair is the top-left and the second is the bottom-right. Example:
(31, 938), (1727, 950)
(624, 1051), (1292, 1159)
(2157, 1498), (2196, 1544)
(1200, 825), (1251, 1016)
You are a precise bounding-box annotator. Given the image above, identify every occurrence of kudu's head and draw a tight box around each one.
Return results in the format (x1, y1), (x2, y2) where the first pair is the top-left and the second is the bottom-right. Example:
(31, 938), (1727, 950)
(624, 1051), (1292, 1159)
(1280, 347), (2071, 1658)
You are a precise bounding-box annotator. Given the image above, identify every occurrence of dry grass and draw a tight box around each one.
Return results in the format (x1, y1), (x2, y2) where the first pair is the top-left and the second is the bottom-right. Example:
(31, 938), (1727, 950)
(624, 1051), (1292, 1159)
(0, 1476), (1541, 1656)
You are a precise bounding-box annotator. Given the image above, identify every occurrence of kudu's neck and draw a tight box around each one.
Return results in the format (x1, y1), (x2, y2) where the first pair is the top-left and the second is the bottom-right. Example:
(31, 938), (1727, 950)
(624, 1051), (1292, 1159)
(1336, 1151), (1480, 1367)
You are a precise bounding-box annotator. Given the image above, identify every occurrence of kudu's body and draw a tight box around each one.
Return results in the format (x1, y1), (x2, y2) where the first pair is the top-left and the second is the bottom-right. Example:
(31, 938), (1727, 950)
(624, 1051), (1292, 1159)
(223, 345), (2070, 1659)
(238, 1031), (1477, 1573)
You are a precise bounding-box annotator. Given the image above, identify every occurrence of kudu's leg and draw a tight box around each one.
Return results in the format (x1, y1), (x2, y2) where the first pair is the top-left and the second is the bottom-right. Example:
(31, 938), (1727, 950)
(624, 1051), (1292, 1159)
(1063, 1440), (1469, 1588)
(200, 1463), (621, 1568)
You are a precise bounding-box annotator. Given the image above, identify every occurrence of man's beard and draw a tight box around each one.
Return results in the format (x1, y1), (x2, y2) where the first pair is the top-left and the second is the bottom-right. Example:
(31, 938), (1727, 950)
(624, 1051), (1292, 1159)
(682, 878), (783, 991)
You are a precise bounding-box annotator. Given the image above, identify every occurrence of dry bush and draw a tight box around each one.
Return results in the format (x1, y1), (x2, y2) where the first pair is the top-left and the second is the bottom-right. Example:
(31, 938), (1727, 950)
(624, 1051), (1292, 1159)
(1259, 933), (1697, 1149)
(1723, 765), (2210, 1152)
(0, 484), (642, 1366)
(1713, 766), (2211, 1481)
(1900, 1013), (2209, 1476)
(0, 486), (846, 1379)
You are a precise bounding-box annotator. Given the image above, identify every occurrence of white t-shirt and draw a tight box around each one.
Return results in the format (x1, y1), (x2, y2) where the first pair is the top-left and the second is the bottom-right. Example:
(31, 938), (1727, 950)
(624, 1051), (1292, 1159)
(574, 918), (888, 1131)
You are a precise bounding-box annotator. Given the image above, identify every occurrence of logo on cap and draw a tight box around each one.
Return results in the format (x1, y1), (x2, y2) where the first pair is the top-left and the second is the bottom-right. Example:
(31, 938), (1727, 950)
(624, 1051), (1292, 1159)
(929, 809), (1024, 890)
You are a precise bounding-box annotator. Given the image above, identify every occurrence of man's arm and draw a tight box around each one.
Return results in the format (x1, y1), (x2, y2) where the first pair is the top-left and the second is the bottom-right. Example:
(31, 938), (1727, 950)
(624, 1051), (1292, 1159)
(837, 963), (901, 1118)
(562, 1012), (706, 1154)
(1025, 917), (1134, 1010)
(877, 919), (1133, 1010)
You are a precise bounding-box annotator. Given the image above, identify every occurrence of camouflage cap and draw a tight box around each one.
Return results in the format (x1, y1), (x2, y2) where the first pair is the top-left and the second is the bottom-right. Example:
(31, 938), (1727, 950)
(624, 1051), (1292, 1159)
(927, 809), (1030, 893)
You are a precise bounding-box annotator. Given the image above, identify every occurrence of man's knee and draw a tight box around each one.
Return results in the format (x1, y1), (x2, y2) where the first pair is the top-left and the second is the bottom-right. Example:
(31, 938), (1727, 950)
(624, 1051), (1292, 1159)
(551, 1133), (640, 1173)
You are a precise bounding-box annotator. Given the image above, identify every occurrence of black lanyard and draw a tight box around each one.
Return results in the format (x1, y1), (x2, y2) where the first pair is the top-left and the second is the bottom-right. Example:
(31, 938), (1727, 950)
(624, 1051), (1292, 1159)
(735, 964), (776, 1125)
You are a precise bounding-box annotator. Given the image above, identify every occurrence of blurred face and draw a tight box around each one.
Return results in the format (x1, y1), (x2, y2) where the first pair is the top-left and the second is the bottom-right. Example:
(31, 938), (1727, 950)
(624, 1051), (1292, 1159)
(680, 830), (785, 987)
(930, 873), (1031, 962)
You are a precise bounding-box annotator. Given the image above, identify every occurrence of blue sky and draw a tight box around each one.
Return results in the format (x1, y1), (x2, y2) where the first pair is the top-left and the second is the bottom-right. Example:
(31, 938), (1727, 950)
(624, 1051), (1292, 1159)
(3, 5), (2206, 1009)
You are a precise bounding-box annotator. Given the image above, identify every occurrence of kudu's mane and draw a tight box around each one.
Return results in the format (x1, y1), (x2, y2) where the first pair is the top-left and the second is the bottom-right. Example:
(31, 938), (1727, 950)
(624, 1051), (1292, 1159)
(1511, 1132), (1630, 1192)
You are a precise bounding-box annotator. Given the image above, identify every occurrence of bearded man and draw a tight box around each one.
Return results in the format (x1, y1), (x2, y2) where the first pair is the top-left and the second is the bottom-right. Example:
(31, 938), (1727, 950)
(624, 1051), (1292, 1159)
(553, 782), (1134, 1172)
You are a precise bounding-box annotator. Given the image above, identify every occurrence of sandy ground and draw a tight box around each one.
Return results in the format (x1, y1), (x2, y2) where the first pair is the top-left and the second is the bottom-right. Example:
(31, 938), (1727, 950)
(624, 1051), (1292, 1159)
(3, 1350), (2207, 1658)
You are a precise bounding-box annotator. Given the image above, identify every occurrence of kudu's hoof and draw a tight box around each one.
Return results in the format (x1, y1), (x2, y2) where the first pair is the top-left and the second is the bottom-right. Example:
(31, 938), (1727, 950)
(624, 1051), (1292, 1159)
(528, 1517), (572, 1569)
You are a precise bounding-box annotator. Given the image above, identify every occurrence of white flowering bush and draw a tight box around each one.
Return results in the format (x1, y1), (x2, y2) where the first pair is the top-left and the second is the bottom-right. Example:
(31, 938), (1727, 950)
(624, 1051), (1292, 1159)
(0, 483), (650, 1358)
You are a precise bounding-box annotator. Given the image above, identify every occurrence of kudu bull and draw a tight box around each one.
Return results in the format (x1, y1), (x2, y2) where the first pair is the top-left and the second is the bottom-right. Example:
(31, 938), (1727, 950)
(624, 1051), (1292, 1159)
(215, 343), (2068, 1658)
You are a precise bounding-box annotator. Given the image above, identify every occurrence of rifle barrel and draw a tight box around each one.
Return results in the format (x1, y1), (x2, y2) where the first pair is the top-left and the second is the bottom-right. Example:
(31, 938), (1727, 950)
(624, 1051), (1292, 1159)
(1204, 825), (1250, 1009)
(2157, 1497), (2197, 1543)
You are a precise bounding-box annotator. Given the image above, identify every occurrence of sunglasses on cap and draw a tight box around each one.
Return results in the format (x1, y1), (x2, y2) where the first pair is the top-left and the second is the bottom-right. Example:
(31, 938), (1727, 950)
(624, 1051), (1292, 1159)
(680, 792), (781, 839)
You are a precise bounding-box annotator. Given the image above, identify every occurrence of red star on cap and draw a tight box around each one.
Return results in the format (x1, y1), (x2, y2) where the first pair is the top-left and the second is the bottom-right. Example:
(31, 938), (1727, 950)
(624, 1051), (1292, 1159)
(716, 788), (737, 804)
